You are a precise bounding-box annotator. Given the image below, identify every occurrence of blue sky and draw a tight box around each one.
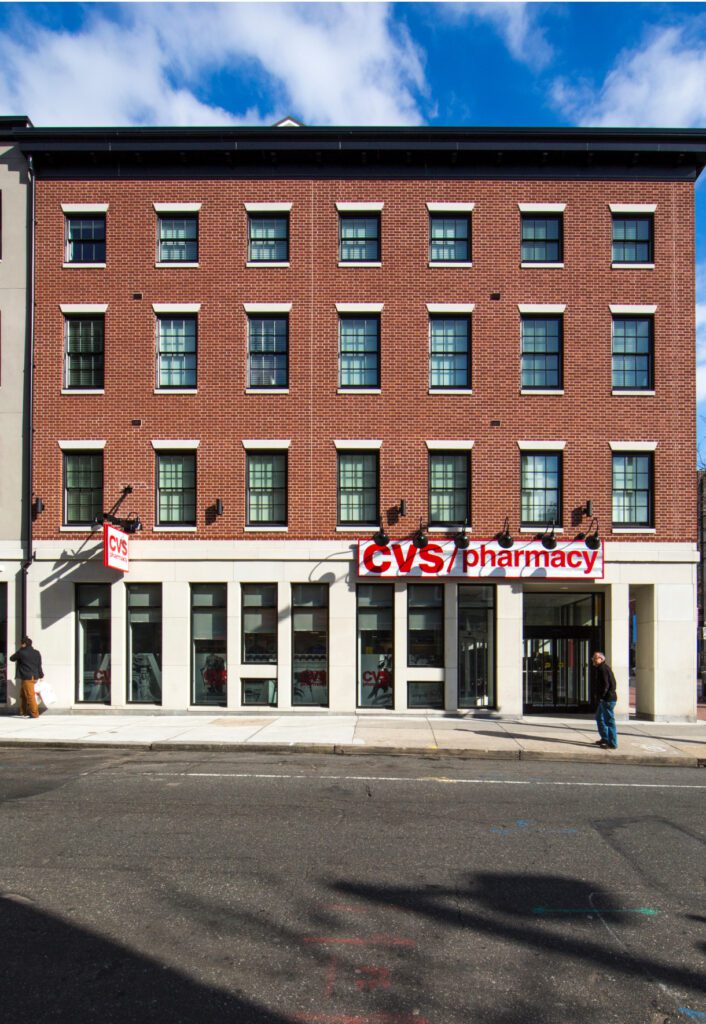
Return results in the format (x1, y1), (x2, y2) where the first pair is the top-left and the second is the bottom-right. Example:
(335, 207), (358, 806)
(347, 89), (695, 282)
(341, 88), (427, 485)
(1, 1), (706, 447)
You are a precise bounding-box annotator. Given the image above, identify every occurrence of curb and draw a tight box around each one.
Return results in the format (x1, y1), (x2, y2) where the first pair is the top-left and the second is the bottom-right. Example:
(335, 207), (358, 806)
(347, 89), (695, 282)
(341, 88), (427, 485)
(0, 736), (700, 767)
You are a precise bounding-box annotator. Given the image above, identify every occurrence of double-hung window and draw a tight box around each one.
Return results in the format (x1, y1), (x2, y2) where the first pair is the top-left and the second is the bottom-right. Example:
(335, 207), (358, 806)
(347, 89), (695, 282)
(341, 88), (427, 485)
(612, 315), (653, 390)
(64, 315), (104, 389)
(339, 214), (380, 262)
(64, 213), (106, 264)
(157, 214), (198, 263)
(246, 452), (287, 526)
(157, 314), (197, 389)
(157, 452), (196, 526)
(521, 315), (562, 390)
(429, 315), (471, 389)
(520, 451), (562, 527)
(429, 215), (470, 262)
(64, 451), (103, 526)
(612, 452), (653, 527)
(429, 452), (469, 526)
(248, 315), (288, 388)
(339, 315), (380, 388)
(248, 215), (289, 263)
(337, 451), (379, 526)
(611, 213), (653, 264)
(521, 212), (563, 264)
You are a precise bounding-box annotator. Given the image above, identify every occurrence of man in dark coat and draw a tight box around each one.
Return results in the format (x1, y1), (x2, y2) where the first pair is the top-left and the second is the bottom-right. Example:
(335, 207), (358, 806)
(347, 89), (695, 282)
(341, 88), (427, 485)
(10, 636), (44, 719)
(592, 651), (617, 749)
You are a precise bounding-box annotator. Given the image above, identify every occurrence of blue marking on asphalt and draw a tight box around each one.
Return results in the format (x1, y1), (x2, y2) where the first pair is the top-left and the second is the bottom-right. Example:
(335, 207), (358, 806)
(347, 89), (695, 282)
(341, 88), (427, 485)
(678, 1010), (706, 1021)
(490, 819), (578, 835)
(532, 906), (659, 916)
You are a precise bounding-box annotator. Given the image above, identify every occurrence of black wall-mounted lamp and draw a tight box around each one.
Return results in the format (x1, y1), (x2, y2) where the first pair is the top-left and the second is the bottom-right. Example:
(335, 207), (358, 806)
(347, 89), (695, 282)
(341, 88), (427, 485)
(495, 517), (514, 549)
(577, 517), (601, 550)
(32, 497), (45, 516)
(454, 519), (470, 549)
(215, 498), (224, 517)
(398, 499), (407, 517)
(581, 500), (593, 518)
(538, 522), (557, 550)
(412, 521), (428, 549)
(373, 522), (390, 546)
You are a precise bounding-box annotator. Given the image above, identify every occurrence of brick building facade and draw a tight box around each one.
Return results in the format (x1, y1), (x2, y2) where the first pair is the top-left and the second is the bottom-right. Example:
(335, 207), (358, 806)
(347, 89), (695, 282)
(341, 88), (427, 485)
(10, 125), (706, 719)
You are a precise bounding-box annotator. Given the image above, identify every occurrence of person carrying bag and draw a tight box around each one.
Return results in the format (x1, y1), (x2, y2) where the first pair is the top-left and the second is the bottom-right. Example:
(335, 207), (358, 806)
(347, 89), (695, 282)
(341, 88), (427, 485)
(10, 636), (45, 720)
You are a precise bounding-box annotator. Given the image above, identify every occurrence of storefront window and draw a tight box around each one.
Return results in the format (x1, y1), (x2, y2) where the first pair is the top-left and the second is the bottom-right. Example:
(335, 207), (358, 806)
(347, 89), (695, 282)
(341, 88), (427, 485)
(191, 584), (227, 706)
(357, 585), (393, 708)
(242, 584), (277, 663)
(292, 584), (328, 706)
(458, 585), (495, 708)
(407, 681), (444, 709)
(76, 584), (111, 703)
(127, 585), (162, 704)
(408, 585), (444, 667)
(242, 678), (278, 706)
(0, 583), (7, 704)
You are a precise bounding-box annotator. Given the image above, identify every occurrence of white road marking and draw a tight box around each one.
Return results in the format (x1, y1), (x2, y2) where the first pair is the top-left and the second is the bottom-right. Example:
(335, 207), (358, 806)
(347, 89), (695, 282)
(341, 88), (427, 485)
(141, 770), (706, 790)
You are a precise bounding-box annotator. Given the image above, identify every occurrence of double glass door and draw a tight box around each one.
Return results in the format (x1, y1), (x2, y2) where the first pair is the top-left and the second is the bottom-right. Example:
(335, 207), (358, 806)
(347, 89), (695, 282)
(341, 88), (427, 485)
(523, 593), (603, 713)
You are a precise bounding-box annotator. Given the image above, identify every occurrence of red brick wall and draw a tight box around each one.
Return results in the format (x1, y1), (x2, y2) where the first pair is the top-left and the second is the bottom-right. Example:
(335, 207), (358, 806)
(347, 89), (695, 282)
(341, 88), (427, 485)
(31, 176), (696, 544)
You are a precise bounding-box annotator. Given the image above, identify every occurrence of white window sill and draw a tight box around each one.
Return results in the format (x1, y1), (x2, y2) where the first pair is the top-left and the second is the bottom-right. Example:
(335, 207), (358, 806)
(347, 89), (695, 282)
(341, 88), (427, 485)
(153, 389), (198, 395)
(611, 263), (655, 270)
(62, 262), (106, 269)
(61, 389), (105, 395)
(429, 389), (472, 395)
(520, 262), (564, 269)
(337, 388), (381, 395)
(612, 390), (655, 396)
(60, 525), (99, 533)
(245, 388), (290, 395)
(428, 262), (473, 269)
(429, 526), (471, 533)
(244, 525), (288, 532)
(338, 261), (382, 268)
(155, 262), (200, 269)
(520, 389), (564, 396)
(246, 262), (290, 269)
(336, 526), (377, 532)
(611, 527), (656, 534)
(519, 527), (565, 534)
(153, 525), (197, 532)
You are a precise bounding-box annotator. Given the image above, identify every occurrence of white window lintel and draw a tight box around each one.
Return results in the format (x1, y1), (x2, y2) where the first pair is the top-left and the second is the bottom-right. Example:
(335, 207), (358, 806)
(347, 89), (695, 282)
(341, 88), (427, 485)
(243, 303), (292, 314)
(151, 439), (200, 450)
(609, 441), (657, 452)
(609, 203), (657, 214)
(517, 440), (566, 451)
(336, 302), (384, 314)
(61, 203), (109, 214)
(609, 304), (657, 315)
(60, 304), (108, 315)
(518, 304), (566, 315)
(244, 202), (293, 213)
(59, 439), (106, 451)
(334, 439), (382, 450)
(427, 303), (475, 314)
(335, 202), (384, 212)
(518, 203), (566, 213)
(242, 439), (291, 450)
(426, 440), (475, 451)
(152, 303), (201, 314)
(154, 203), (201, 213)
(426, 202), (475, 213)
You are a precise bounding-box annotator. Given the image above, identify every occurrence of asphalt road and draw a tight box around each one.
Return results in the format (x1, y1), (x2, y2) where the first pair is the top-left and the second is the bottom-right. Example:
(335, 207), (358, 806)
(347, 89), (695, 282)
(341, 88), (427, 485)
(0, 749), (704, 1024)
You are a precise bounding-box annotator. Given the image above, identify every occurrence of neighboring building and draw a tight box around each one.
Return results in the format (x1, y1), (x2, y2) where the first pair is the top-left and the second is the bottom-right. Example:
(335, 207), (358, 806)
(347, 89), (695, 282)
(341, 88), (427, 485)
(0, 116), (31, 705)
(11, 124), (706, 720)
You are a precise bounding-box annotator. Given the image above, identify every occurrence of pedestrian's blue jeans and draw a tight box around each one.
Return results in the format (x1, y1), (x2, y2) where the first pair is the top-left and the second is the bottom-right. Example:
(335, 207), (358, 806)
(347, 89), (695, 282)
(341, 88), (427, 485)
(596, 700), (618, 748)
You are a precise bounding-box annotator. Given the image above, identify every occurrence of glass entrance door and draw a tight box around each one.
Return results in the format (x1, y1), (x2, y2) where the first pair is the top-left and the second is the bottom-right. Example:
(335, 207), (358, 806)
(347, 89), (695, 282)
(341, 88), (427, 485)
(523, 634), (592, 710)
(523, 593), (603, 713)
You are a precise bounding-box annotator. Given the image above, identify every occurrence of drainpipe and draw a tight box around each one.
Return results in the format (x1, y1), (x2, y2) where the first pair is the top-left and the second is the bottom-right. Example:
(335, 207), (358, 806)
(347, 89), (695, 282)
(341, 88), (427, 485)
(20, 151), (35, 638)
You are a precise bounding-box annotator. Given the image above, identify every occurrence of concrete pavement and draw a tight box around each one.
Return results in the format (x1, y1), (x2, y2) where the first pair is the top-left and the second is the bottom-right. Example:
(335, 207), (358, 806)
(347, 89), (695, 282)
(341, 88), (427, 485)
(0, 710), (704, 766)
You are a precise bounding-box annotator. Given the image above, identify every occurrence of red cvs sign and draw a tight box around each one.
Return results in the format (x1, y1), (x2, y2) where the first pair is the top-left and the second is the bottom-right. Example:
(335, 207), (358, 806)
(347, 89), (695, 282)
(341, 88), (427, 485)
(103, 523), (129, 572)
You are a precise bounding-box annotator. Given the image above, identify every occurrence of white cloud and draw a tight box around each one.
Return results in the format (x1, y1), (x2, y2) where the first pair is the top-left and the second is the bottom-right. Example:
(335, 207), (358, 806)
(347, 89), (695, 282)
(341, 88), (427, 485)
(0, 4), (427, 127)
(467, 2), (553, 70)
(551, 24), (706, 127)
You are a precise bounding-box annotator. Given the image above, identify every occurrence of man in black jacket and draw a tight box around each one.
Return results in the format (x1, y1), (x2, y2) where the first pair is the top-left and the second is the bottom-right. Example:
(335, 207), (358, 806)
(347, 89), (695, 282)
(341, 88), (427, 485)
(591, 651), (617, 749)
(10, 636), (44, 719)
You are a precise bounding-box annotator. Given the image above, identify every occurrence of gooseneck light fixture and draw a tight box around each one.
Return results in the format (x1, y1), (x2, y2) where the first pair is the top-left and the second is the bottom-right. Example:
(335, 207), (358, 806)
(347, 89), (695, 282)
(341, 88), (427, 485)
(454, 519), (470, 549)
(412, 520), (429, 549)
(373, 522), (390, 547)
(578, 517), (601, 550)
(495, 517), (514, 549)
(538, 521), (557, 550)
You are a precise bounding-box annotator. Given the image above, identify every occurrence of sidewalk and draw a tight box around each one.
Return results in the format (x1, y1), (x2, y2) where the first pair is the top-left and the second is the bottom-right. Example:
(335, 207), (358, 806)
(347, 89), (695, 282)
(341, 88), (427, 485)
(0, 711), (704, 767)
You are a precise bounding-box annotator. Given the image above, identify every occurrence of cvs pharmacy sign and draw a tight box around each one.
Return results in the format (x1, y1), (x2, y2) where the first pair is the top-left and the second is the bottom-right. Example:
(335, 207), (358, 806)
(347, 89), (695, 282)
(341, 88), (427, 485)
(358, 538), (603, 580)
(103, 523), (129, 572)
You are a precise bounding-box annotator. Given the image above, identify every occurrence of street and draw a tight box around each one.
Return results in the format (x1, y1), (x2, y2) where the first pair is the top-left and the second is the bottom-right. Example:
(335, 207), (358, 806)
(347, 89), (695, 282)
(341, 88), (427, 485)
(1, 749), (704, 1023)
